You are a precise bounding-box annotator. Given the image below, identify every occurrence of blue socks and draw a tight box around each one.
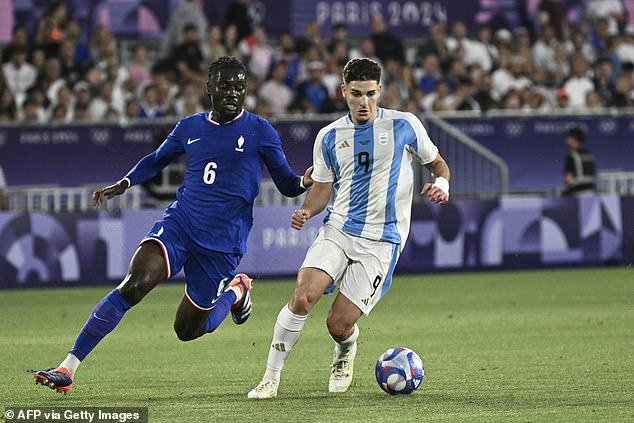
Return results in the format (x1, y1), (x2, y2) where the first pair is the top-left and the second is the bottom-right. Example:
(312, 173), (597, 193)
(69, 287), (237, 360)
(204, 290), (237, 333)
(69, 289), (131, 361)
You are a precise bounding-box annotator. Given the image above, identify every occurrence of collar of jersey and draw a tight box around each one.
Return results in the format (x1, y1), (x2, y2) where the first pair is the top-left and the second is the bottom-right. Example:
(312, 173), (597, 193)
(207, 109), (245, 126)
(345, 107), (384, 127)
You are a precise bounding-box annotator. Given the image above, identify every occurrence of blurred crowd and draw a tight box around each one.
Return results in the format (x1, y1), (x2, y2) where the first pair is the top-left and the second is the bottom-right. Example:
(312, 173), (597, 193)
(2, 0), (634, 124)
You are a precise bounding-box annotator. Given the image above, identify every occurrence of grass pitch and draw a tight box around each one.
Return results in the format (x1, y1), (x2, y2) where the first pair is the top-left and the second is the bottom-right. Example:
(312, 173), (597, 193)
(1, 268), (633, 422)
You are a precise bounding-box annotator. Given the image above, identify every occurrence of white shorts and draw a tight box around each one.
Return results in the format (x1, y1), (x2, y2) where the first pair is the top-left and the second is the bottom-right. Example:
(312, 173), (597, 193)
(300, 224), (400, 315)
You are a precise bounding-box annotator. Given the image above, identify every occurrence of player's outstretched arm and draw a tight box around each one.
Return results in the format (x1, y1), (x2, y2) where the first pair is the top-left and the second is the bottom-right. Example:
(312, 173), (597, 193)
(291, 181), (333, 230)
(421, 153), (450, 205)
(92, 179), (129, 207)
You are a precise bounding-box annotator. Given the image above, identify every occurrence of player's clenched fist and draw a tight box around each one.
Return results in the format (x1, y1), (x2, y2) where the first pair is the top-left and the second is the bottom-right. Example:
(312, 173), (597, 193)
(291, 208), (310, 230)
(420, 180), (449, 205)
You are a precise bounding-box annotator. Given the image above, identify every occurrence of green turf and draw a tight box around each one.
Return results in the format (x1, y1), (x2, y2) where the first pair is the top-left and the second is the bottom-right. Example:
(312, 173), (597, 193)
(1, 268), (633, 422)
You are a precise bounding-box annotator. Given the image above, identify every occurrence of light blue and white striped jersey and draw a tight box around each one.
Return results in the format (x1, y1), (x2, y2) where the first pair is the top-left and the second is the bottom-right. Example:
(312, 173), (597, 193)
(312, 108), (438, 249)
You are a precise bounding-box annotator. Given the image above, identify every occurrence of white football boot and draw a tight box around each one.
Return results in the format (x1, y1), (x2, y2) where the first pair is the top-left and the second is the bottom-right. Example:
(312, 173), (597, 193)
(328, 342), (357, 393)
(247, 378), (279, 399)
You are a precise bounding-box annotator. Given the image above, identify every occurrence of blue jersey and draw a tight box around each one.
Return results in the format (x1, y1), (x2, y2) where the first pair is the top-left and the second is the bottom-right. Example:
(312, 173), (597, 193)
(123, 109), (303, 254)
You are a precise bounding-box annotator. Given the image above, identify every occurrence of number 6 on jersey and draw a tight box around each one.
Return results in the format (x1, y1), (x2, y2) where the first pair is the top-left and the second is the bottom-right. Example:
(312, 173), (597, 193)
(203, 161), (217, 184)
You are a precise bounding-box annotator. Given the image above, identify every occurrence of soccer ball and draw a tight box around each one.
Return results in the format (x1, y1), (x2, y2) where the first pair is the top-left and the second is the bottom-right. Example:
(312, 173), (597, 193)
(375, 347), (424, 395)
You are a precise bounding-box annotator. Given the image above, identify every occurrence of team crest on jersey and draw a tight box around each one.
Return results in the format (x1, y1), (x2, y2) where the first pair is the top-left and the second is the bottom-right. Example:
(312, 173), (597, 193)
(235, 135), (245, 152)
(379, 133), (389, 145)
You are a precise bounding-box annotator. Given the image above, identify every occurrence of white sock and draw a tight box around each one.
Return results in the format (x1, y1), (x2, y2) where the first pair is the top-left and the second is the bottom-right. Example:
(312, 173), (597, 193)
(262, 304), (307, 382)
(59, 353), (81, 376)
(332, 324), (359, 359)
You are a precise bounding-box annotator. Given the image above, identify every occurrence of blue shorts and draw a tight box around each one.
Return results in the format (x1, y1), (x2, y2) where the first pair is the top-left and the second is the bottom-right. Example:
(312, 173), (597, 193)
(142, 216), (242, 310)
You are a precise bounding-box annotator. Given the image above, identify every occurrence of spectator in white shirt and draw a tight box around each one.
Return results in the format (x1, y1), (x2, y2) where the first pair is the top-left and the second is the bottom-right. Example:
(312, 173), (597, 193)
(492, 55), (532, 101)
(586, 0), (625, 35)
(477, 26), (499, 64)
(246, 26), (274, 82)
(546, 42), (571, 86)
(2, 46), (37, 107)
(532, 24), (557, 70)
(616, 26), (634, 64)
(563, 55), (596, 108)
(566, 30), (597, 64)
(491, 50), (511, 101)
(321, 57), (344, 97)
(446, 21), (492, 72)
(258, 62), (294, 114)
(89, 80), (120, 119)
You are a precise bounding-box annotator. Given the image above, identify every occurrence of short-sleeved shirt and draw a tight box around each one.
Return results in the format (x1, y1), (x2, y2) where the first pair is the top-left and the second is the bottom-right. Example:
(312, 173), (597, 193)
(311, 108), (439, 250)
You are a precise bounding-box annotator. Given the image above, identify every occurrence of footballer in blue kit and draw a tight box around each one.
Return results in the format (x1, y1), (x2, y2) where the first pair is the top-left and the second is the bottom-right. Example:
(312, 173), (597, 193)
(34, 57), (313, 394)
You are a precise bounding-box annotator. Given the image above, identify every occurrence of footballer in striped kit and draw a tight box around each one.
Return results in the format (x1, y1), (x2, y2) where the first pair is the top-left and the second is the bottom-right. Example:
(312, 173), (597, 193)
(249, 57), (450, 399)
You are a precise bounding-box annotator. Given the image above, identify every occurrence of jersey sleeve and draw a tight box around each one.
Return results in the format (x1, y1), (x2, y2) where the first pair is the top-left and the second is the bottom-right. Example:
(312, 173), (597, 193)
(124, 120), (185, 186)
(403, 113), (439, 165)
(259, 120), (305, 197)
(312, 127), (336, 183)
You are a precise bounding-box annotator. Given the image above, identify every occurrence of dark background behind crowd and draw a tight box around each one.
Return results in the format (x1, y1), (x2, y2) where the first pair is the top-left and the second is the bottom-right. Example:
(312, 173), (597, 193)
(2, 0), (634, 125)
